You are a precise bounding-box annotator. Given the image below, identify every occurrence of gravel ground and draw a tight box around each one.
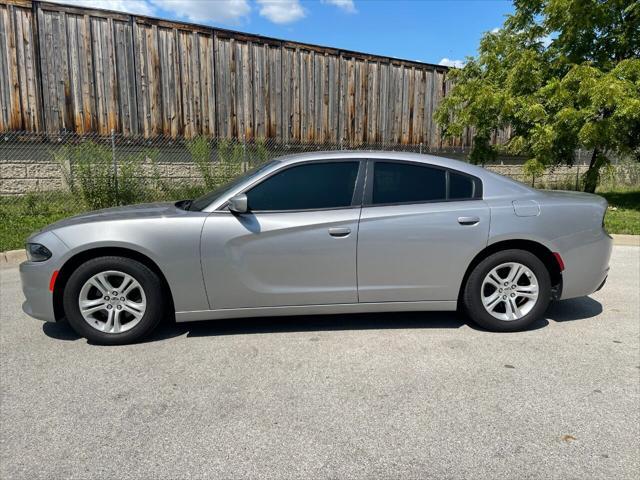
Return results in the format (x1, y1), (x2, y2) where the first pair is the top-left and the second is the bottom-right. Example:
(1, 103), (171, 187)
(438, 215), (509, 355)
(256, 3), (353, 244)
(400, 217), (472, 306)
(1, 246), (638, 479)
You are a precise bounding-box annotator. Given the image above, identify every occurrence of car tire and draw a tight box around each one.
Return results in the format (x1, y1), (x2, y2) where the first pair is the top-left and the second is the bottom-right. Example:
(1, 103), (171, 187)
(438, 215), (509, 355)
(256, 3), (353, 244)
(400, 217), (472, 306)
(463, 249), (551, 332)
(62, 256), (165, 345)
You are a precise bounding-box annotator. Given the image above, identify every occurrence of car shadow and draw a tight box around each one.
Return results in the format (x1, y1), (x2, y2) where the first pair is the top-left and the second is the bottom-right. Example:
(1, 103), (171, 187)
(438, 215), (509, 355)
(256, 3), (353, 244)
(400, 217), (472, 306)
(545, 296), (603, 322)
(155, 310), (468, 342)
(42, 296), (603, 344)
(42, 320), (82, 341)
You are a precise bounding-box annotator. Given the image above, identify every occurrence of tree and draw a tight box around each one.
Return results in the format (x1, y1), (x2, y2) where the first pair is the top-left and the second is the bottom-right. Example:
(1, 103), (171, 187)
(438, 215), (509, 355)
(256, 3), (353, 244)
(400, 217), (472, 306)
(435, 0), (640, 192)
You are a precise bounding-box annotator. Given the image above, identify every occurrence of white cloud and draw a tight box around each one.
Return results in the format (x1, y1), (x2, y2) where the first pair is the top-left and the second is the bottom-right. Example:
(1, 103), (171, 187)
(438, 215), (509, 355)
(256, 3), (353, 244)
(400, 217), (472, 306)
(491, 27), (501, 34)
(438, 58), (465, 68)
(322, 0), (357, 13)
(151, 0), (251, 24)
(49, 0), (344, 26)
(49, 0), (254, 24)
(49, 0), (155, 16)
(257, 0), (305, 24)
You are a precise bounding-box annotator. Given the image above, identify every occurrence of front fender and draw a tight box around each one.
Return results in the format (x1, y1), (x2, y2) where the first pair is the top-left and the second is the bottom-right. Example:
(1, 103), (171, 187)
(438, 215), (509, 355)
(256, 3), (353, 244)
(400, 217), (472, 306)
(51, 217), (210, 312)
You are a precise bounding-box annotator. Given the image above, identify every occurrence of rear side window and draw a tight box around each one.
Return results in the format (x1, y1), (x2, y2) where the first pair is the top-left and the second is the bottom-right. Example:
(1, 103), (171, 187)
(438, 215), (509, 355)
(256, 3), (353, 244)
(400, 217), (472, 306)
(372, 162), (446, 204)
(246, 162), (359, 211)
(449, 171), (475, 199)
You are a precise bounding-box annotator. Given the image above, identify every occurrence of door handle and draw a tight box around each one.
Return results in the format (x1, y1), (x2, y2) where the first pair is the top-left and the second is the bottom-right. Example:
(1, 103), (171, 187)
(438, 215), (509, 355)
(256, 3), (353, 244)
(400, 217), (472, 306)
(328, 227), (351, 237)
(458, 216), (480, 226)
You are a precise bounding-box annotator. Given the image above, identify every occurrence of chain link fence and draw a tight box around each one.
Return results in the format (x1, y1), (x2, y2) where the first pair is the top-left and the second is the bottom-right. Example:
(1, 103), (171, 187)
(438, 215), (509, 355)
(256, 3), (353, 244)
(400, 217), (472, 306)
(1, 130), (639, 249)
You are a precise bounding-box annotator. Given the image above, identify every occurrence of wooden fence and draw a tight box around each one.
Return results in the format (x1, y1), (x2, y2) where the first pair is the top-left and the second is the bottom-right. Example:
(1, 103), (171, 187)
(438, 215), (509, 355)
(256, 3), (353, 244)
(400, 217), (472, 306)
(0, 0), (505, 147)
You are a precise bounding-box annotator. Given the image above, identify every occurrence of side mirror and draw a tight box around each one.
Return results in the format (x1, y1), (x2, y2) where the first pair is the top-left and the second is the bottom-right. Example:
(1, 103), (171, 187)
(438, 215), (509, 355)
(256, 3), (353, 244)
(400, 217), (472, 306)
(228, 194), (248, 214)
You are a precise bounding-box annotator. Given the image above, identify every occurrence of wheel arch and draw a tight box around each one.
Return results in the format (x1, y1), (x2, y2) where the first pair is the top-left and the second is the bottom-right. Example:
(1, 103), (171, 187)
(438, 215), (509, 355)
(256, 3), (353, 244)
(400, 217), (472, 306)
(53, 247), (175, 322)
(457, 239), (563, 309)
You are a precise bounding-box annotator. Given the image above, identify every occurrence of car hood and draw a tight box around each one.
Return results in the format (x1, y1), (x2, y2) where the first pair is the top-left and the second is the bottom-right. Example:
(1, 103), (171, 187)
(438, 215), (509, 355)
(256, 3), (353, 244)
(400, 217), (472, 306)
(38, 202), (181, 233)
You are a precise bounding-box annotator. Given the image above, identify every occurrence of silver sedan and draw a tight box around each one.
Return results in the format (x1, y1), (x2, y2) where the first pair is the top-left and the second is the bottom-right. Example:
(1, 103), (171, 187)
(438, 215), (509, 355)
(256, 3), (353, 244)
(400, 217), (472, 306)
(20, 152), (612, 344)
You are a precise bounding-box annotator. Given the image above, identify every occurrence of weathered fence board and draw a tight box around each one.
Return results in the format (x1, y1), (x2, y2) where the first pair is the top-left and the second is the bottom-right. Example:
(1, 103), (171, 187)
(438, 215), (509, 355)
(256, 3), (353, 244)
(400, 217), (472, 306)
(0, 0), (481, 148)
(1, 3), (41, 131)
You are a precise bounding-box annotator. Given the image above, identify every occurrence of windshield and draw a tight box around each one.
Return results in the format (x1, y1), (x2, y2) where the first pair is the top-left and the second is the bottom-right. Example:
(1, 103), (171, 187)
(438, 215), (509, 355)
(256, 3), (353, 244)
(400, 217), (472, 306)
(188, 160), (279, 211)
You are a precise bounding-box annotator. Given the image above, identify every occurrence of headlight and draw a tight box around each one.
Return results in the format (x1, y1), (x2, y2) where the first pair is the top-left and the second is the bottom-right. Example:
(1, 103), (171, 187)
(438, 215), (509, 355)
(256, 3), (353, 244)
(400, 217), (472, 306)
(26, 243), (52, 262)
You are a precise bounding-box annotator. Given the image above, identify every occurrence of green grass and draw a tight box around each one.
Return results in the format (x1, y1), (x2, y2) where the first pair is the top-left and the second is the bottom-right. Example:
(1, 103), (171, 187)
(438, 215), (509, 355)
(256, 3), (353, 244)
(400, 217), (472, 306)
(0, 185), (207, 252)
(0, 193), (82, 252)
(599, 189), (640, 235)
(1, 188), (638, 252)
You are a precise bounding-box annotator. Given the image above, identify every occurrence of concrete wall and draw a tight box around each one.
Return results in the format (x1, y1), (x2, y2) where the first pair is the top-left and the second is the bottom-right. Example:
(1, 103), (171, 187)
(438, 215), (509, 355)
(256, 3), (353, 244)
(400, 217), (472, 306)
(1, 162), (66, 194)
(0, 160), (207, 195)
(0, 159), (610, 196)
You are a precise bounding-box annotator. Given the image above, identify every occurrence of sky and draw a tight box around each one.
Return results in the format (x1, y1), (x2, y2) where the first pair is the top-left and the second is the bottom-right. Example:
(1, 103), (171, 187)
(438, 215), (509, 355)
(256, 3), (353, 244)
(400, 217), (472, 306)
(53, 0), (515, 66)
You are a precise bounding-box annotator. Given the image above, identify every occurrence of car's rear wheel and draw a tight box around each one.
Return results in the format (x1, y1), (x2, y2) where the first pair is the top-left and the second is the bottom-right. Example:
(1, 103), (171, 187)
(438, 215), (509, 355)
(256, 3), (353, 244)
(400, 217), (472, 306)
(62, 256), (164, 345)
(463, 249), (551, 331)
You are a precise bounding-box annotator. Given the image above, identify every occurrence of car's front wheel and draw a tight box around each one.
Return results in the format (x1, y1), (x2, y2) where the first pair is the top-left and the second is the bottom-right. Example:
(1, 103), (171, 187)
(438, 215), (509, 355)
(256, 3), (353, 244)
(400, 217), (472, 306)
(62, 256), (165, 345)
(463, 249), (551, 332)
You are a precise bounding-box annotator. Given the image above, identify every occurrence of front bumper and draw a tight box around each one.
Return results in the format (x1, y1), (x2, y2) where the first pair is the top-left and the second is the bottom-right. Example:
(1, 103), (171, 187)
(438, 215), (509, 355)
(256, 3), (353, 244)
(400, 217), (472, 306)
(19, 231), (68, 323)
(20, 260), (57, 322)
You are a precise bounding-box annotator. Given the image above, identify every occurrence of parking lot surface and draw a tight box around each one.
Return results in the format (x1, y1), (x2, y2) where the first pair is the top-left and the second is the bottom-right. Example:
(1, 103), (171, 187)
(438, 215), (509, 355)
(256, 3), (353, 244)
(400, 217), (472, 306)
(1, 246), (639, 479)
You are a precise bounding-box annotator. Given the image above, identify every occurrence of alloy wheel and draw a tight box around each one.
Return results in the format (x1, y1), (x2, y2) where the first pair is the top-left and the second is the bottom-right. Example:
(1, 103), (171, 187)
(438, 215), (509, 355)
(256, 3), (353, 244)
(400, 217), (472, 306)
(78, 270), (147, 334)
(481, 262), (539, 321)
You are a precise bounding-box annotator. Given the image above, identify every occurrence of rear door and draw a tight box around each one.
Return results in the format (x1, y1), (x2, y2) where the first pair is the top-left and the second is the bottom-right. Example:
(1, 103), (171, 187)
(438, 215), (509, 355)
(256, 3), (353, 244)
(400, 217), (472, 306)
(201, 160), (365, 309)
(357, 160), (490, 303)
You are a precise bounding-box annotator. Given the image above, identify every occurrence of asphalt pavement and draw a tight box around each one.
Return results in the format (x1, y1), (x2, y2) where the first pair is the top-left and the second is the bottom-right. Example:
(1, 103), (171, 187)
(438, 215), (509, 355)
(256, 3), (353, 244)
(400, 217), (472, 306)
(1, 246), (638, 479)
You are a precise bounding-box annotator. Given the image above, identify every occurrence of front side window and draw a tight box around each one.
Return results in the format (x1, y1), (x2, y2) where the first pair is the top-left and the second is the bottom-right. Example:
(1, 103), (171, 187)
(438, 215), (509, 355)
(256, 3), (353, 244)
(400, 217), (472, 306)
(246, 162), (360, 211)
(189, 160), (279, 211)
(372, 162), (446, 204)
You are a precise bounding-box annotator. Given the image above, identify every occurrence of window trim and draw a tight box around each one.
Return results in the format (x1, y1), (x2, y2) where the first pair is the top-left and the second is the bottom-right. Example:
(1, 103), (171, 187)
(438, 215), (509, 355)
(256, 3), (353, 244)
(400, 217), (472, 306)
(218, 159), (367, 213)
(363, 159), (483, 207)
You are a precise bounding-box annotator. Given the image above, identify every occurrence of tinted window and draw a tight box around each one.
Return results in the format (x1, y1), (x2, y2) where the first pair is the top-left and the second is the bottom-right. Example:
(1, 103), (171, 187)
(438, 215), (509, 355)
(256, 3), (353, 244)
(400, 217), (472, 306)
(449, 171), (475, 200)
(190, 160), (279, 211)
(246, 162), (359, 211)
(372, 162), (446, 204)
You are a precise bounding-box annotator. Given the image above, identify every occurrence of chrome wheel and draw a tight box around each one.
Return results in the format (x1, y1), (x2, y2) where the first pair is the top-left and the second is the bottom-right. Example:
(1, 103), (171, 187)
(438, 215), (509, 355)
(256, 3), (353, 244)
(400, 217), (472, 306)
(481, 262), (539, 321)
(78, 270), (147, 334)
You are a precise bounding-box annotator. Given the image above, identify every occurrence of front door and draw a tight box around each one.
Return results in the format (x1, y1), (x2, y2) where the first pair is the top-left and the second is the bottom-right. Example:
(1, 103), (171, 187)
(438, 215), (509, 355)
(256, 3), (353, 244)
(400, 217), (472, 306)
(357, 160), (490, 303)
(201, 160), (364, 309)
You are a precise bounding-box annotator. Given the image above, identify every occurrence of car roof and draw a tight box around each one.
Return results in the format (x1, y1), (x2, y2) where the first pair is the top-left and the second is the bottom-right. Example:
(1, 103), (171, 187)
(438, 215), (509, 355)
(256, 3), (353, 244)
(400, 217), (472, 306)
(269, 150), (536, 199)
(274, 150), (488, 177)
(203, 150), (536, 211)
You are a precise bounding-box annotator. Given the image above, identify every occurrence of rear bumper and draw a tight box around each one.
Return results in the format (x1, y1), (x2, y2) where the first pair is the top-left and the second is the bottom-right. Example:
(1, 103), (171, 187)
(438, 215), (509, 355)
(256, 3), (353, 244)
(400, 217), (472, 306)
(558, 231), (612, 300)
(595, 275), (608, 292)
